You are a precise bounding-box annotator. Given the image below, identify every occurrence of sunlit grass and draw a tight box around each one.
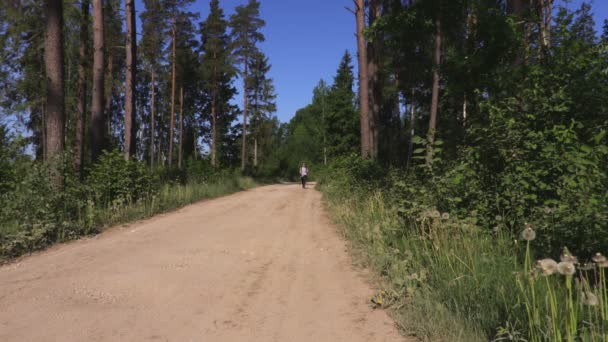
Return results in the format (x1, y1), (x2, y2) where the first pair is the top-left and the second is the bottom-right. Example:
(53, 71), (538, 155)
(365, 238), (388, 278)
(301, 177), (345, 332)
(321, 183), (608, 341)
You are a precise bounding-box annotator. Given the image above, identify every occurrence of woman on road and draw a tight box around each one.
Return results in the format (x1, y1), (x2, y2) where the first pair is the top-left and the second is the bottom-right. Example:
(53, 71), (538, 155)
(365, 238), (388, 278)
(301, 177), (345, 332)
(300, 163), (308, 189)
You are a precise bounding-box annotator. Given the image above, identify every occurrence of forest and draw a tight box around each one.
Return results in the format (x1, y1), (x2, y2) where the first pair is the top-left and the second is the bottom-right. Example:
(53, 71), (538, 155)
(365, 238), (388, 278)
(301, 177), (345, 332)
(1, 0), (608, 340)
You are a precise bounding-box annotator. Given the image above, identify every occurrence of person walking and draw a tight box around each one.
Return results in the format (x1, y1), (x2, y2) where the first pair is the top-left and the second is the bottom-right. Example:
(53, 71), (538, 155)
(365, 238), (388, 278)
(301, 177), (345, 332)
(300, 163), (308, 189)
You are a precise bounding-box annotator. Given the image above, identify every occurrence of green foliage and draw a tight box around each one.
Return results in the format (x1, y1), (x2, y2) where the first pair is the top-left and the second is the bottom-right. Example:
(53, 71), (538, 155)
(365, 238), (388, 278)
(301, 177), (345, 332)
(320, 153), (608, 340)
(0, 148), (256, 261)
(86, 151), (157, 206)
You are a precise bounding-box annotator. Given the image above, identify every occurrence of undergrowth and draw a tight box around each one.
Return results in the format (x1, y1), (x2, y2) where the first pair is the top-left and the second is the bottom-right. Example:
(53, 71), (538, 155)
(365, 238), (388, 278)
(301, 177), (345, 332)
(319, 155), (608, 341)
(0, 151), (256, 261)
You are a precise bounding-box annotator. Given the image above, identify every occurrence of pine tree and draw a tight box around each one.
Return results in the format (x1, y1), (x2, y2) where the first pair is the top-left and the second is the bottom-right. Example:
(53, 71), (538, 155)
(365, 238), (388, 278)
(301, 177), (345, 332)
(44, 0), (65, 185)
(140, 0), (166, 167)
(247, 50), (276, 167)
(200, 0), (235, 167)
(325, 51), (358, 157)
(229, 0), (265, 171)
(354, 0), (371, 159)
(91, 0), (105, 161)
(124, 0), (137, 160)
(74, 0), (89, 179)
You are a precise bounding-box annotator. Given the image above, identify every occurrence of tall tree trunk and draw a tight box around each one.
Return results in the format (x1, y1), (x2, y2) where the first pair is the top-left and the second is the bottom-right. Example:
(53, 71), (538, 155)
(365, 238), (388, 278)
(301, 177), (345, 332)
(193, 126), (198, 160)
(150, 66), (155, 167)
(406, 88), (415, 168)
(178, 86), (183, 169)
(158, 112), (163, 165)
(104, 49), (113, 136)
(124, 0), (136, 160)
(241, 59), (249, 171)
(253, 138), (257, 167)
(169, 21), (176, 166)
(368, 0), (381, 160)
(211, 56), (217, 168)
(355, 0), (371, 159)
(539, 0), (552, 50)
(322, 94), (327, 166)
(508, 0), (526, 66)
(44, 0), (65, 185)
(91, 0), (105, 162)
(74, 0), (88, 180)
(545, 0), (552, 49)
(426, 13), (441, 167)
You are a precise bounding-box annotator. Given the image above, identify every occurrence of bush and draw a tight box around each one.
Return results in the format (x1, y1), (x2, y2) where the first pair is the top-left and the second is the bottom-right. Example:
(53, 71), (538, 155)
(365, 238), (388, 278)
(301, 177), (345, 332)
(86, 150), (157, 207)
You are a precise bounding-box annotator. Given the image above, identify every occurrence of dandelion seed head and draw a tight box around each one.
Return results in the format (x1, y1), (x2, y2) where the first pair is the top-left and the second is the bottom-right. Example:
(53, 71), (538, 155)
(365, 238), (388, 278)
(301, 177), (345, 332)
(521, 227), (536, 241)
(582, 291), (599, 306)
(592, 253), (607, 263)
(431, 210), (441, 218)
(557, 261), (576, 276)
(495, 215), (503, 222)
(441, 212), (450, 220)
(560, 247), (578, 263)
(536, 259), (558, 276)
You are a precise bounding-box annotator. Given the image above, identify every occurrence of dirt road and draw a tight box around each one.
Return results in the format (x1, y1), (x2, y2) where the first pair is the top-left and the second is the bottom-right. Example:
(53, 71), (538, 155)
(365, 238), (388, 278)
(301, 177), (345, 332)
(0, 184), (404, 342)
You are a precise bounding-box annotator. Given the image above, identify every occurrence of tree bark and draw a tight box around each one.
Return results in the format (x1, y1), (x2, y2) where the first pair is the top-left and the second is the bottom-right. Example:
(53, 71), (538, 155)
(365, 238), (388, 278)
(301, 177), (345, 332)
(426, 13), (441, 167)
(104, 49), (113, 136)
(241, 59), (249, 171)
(253, 138), (258, 167)
(74, 0), (88, 180)
(91, 0), (105, 162)
(124, 0), (136, 160)
(44, 0), (65, 185)
(368, 0), (381, 160)
(150, 67), (155, 167)
(178, 86), (183, 169)
(355, 0), (371, 159)
(211, 54), (217, 168)
(169, 21), (176, 166)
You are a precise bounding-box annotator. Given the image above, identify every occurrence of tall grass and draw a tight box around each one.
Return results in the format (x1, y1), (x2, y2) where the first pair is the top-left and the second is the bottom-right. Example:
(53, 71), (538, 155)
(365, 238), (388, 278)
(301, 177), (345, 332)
(321, 183), (608, 341)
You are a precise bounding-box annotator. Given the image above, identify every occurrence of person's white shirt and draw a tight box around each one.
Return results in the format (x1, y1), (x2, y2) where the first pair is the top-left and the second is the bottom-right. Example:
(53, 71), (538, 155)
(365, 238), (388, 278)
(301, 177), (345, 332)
(300, 166), (308, 177)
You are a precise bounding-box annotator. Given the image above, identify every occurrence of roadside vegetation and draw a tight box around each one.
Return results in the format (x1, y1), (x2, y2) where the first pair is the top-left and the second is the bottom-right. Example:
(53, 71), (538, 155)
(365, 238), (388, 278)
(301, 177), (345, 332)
(0, 149), (255, 261)
(319, 144), (606, 341)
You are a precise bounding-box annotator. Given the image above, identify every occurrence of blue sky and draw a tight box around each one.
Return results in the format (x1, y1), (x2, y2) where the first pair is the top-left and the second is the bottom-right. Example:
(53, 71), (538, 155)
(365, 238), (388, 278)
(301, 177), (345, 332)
(138, 0), (605, 124)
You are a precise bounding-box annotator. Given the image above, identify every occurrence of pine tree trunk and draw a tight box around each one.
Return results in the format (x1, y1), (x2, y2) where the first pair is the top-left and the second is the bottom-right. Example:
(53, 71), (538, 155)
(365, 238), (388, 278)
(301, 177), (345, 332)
(355, 0), (371, 159)
(178, 86), (183, 169)
(104, 49), (113, 136)
(44, 0), (65, 185)
(124, 0), (136, 160)
(426, 13), (441, 167)
(91, 0), (105, 162)
(74, 0), (88, 180)
(169, 22), (176, 167)
(211, 56), (217, 168)
(193, 127), (198, 160)
(241, 59), (249, 171)
(150, 66), (155, 167)
(254, 138), (257, 167)
(368, 0), (381, 160)
(211, 94), (217, 167)
(158, 112), (163, 165)
(540, 0), (552, 49)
